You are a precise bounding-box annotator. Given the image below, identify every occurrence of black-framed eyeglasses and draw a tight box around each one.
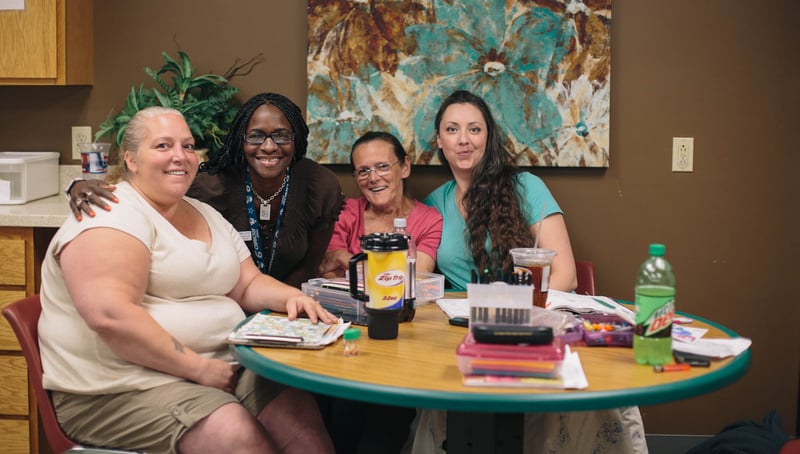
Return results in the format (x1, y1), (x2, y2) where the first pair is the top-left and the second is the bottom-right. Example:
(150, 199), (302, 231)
(353, 161), (399, 180)
(243, 131), (295, 146)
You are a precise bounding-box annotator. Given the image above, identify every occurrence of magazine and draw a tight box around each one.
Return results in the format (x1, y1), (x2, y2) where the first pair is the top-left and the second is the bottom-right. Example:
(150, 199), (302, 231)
(227, 312), (349, 349)
(546, 289), (636, 323)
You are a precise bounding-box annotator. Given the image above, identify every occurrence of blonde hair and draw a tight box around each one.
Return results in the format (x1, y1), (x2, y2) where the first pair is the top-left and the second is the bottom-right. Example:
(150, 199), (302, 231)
(116, 107), (185, 182)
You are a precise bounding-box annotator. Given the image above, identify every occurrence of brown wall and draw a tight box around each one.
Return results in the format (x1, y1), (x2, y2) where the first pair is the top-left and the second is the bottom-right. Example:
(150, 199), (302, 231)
(1, 0), (797, 437)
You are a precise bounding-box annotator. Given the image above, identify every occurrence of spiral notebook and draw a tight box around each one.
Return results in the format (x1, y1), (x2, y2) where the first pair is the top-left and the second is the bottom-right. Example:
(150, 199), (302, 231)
(227, 312), (349, 349)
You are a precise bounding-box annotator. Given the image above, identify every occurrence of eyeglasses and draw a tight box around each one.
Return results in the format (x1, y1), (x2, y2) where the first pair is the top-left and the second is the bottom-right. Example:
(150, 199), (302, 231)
(353, 161), (399, 180)
(243, 131), (295, 146)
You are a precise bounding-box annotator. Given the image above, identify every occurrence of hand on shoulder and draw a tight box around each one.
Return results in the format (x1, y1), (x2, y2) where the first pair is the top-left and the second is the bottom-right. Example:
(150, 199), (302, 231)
(67, 178), (118, 221)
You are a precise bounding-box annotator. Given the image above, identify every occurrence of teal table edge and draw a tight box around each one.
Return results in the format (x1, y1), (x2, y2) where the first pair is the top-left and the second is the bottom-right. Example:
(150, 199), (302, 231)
(232, 309), (750, 413)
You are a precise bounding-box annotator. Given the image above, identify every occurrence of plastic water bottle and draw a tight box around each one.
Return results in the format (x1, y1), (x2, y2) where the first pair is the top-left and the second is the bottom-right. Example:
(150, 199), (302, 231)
(393, 218), (416, 322)
(634, 243), (675, 365)
(392, 218), (416, 259)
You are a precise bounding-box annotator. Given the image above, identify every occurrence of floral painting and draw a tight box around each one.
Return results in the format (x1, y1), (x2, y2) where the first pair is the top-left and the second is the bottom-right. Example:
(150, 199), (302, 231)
(307, 0), (611, 167)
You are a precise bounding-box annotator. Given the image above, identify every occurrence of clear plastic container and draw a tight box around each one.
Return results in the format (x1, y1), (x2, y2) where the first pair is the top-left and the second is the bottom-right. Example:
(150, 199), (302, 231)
(581, 313), (633, 347)
(0, 151), (59, 204)
(343, 327), (361, 357)
(302, 272), (445, 325)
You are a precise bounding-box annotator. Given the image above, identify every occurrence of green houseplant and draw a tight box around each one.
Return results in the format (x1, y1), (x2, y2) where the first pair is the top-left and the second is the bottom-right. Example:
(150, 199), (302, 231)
(96, 51), (262, 158)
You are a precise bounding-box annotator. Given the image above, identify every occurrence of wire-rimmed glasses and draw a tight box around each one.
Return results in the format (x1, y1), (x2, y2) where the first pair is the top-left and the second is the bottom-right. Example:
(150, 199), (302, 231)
(353, 161), (400, 180)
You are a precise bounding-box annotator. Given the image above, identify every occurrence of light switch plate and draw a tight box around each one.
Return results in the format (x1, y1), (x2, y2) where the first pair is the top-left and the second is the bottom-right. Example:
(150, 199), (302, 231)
(672, 137), (694, 172)
(71, 126), (92, 160)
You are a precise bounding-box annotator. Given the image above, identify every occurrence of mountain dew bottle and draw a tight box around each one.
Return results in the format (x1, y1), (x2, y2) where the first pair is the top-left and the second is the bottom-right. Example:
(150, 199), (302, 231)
(634, 243), (675, 365)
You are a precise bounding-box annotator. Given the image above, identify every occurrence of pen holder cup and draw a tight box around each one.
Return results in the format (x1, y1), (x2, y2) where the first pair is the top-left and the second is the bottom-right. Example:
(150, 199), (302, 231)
(365, 306), (401, 340)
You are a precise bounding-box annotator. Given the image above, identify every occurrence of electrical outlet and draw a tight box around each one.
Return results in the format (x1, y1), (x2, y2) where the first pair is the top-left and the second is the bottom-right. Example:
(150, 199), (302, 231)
(71, 126), (92, 160)
(672, 137), (694, 172)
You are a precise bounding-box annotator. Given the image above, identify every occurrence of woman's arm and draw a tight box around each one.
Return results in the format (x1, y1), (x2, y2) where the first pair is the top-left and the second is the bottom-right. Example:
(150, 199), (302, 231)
(319, 249), (353, 278)
(409, 202), (443, 275)
(60, 228), (236, 392)
(530, 213), (577, 292)
(229, 258), (338, 325)
(416, 251), (436, 274)
(282, 221), (336, 288)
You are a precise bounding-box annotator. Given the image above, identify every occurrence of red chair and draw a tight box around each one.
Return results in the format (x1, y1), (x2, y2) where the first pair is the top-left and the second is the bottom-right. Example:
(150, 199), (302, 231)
(781, 439), (800, 454)
(575, 260), (596, 296)
(2, 294), (136, 454)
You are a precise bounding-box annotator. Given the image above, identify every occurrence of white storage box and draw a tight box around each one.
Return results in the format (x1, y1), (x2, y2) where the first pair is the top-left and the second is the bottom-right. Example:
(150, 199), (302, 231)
(0, 152), (60, 204)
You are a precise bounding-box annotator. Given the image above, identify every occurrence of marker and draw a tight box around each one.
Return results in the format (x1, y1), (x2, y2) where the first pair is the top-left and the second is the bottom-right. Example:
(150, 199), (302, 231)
(653, 363), (691, 373)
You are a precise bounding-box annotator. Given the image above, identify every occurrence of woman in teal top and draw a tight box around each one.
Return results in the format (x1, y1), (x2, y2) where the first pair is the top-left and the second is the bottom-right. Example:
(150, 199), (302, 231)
(411, 90), (645, 453)
(424, 172), (562, 290)
(423, 89), (577, 292)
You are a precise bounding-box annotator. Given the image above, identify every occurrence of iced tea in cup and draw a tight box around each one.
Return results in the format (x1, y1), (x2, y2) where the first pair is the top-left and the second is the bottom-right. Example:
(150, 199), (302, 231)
(509, 248), (557, 308)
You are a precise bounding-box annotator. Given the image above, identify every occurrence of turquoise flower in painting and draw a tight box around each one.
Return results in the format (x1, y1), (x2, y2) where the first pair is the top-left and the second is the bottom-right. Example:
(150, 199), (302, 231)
(307, 65), (402, 164)
(400, 0), (575, 163)
(306, 0), (434, 163)
(306, 0), (611, 167)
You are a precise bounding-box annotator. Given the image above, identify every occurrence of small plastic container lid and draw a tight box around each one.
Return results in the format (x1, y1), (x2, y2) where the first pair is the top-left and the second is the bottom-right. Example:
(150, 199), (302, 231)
(343, 327), (361, 341)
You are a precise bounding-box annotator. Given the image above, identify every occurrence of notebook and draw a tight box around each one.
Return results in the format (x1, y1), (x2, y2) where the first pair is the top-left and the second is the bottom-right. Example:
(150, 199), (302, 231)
(227, 312), (349, 349)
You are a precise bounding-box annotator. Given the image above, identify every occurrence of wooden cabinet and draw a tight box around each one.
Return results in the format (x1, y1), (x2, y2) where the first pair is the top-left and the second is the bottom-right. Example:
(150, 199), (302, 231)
(0, 0), (93, 85)
(0, 227), (40, 453)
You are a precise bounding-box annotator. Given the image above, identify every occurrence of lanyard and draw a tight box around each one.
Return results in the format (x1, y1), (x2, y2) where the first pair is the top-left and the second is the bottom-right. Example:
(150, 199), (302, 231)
(245, 167), (291, 275)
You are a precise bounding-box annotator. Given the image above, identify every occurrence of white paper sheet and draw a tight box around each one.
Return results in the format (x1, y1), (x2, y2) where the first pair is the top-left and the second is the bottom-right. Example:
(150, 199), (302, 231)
(436, 298), (469, 319)
(0, 0), (24, 11)
(673, 337), (752, 359)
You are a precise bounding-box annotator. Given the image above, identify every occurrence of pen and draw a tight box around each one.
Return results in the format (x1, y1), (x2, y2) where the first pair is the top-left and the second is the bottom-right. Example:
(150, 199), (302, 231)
(653, 363), (691, 373)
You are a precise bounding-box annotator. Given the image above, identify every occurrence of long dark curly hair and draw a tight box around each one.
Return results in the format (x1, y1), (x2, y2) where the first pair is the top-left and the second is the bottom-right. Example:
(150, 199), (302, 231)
(202, 92), (309, 175)
(435, 90), (532, 279)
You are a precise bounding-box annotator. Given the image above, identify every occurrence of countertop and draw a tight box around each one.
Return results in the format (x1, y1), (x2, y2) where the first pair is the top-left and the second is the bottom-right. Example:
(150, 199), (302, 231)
(0, 194), (70, 227)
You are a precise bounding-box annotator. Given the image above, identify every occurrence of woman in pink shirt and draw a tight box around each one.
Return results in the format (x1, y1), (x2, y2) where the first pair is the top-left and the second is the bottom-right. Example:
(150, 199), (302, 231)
(319, 131), (442, 277)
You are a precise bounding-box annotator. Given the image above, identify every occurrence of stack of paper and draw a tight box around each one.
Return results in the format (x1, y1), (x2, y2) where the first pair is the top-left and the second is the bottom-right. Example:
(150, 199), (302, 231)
(227, 312), (349, 349)
(436, 298), (469, 319)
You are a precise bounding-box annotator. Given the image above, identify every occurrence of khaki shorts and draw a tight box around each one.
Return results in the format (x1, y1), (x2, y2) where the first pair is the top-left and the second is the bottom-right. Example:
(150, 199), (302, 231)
(52, 369), (286, 454)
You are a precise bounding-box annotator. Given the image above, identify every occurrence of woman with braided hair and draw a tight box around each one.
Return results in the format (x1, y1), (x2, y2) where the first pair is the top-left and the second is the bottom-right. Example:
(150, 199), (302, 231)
(68, 93), (344, 289)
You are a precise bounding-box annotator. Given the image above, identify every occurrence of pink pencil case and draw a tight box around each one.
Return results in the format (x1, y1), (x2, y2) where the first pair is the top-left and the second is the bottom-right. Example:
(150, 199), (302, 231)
(456, 332), (565, 378)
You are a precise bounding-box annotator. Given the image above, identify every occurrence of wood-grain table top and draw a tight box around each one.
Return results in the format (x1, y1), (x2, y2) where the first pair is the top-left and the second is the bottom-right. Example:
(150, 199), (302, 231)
(233, 298), (749, 413)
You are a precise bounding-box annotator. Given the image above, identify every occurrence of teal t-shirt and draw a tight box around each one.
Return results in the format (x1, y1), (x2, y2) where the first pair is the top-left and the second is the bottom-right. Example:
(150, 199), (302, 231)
(423, 172), (561, 291)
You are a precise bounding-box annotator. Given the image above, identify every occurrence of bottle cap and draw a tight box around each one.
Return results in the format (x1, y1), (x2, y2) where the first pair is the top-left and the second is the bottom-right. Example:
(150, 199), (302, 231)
(344, 327), (361, 341)
(649, 243), (665, 256)
(393, 218), (407, 229)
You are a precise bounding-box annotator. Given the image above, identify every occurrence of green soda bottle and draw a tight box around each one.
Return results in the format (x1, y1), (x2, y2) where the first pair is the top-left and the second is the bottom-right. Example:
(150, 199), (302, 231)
(634, 243), (675, 365)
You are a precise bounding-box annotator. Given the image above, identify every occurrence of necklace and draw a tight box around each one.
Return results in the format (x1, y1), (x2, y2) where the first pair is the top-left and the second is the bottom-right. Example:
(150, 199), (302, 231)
(253, 172), (288, 221)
